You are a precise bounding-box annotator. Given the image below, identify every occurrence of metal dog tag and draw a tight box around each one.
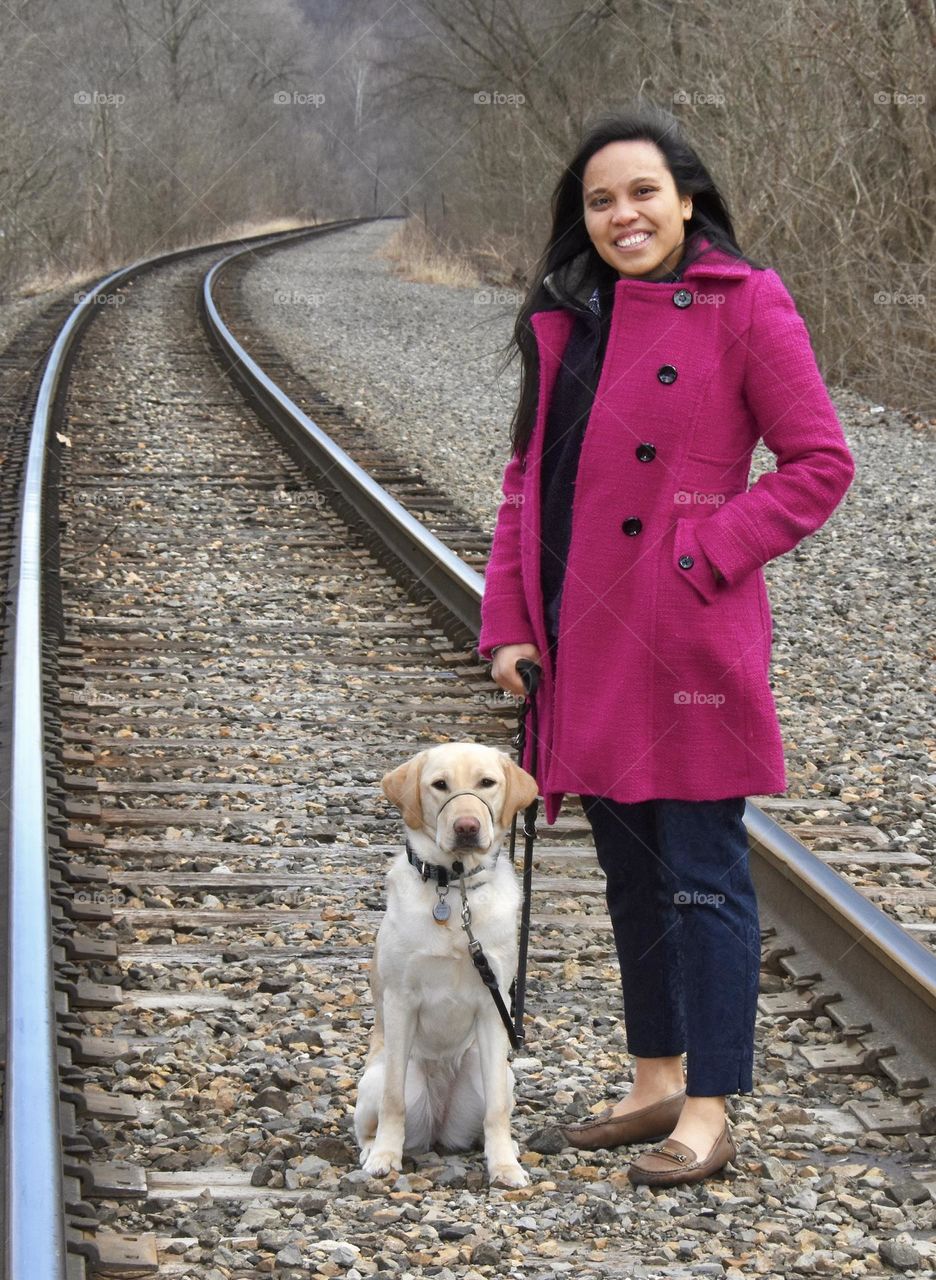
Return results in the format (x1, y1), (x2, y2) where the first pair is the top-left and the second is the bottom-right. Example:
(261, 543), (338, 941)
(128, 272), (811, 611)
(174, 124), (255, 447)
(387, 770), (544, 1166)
(432, 900), (451, 922)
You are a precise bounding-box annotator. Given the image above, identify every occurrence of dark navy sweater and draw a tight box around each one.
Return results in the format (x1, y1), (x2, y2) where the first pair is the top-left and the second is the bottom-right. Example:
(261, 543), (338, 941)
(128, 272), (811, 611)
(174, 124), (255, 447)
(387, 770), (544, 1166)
(540, 255), (686, 647)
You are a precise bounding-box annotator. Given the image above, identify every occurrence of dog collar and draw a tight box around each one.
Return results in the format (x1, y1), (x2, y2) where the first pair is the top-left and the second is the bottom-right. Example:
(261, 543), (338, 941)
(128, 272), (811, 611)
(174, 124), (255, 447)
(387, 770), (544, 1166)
(404, 837), (498, 888)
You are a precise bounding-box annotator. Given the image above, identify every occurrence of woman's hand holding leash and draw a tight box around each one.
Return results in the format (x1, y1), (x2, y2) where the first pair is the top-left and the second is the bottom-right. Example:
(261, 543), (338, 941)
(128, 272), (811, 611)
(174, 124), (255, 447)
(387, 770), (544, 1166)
(492, 643), (541, 696)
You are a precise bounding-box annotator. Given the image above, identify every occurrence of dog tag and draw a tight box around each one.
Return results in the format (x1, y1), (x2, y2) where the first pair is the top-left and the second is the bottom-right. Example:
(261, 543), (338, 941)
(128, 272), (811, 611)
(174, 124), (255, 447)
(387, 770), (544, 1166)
(432, 900), (451, 922)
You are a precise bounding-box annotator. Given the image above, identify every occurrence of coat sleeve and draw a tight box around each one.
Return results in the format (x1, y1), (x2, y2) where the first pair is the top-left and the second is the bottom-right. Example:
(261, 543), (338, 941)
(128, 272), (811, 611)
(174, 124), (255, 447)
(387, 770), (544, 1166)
(680, 267), (856, 604)
(476, 448), (538, 660)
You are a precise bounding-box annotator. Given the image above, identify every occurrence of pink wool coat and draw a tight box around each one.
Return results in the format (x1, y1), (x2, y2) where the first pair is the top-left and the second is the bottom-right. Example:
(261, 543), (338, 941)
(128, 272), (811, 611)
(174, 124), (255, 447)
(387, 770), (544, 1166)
(477, 239), (856, 824)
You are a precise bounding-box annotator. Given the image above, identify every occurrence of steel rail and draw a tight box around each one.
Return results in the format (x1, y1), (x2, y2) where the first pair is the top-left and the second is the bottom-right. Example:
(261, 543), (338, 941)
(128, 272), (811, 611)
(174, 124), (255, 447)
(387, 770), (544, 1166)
(201, 250), (481, 635)
(0, 219), (364, 1280)
(746, 804), (936, 1084)
(203, 238), (936, 1091)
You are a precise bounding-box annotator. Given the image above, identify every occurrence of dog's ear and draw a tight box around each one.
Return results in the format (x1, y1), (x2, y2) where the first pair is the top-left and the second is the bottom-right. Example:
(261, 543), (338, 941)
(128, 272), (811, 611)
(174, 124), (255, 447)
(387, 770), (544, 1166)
(380, 751), (428, 831)
(499, 756), (539, 826)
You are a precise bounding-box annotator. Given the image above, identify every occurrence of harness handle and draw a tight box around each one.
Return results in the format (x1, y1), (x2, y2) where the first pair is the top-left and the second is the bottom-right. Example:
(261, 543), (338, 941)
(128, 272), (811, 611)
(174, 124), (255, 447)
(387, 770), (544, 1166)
(515, 657), (541, 698)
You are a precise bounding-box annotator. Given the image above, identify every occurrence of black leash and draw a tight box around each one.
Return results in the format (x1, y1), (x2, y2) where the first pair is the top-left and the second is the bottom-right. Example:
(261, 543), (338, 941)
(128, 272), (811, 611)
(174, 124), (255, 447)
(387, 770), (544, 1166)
(507, 658), (541, 1050)
(459, 877), (523, 1052)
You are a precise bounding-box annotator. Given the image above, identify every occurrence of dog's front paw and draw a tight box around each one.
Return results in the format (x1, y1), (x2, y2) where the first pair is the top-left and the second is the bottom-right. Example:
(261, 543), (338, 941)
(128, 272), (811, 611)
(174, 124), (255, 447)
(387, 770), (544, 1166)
(362, 1148), (403, 1178)
(489, 1160), (530, 1189)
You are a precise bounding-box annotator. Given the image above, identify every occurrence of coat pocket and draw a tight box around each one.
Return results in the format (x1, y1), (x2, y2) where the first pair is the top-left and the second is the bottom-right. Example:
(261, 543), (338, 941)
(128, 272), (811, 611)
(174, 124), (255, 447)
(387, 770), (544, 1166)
(678, 450), (749, 499)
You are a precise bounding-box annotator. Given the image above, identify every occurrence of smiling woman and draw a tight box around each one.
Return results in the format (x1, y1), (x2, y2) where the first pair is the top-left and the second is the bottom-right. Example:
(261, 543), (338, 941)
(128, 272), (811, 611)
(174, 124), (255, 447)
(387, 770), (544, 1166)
(582, 142), (694, 281)
(477, 100), (855, 1188)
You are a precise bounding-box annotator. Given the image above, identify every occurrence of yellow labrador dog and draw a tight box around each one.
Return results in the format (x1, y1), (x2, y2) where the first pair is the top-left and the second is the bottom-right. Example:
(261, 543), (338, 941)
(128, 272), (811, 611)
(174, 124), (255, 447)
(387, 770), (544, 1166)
(354, 741), (538, 1188)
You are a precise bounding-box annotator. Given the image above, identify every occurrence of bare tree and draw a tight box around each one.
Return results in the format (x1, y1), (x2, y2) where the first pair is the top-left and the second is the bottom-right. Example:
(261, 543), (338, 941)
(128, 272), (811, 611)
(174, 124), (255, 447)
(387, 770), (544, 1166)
(1, 0), (931, 407)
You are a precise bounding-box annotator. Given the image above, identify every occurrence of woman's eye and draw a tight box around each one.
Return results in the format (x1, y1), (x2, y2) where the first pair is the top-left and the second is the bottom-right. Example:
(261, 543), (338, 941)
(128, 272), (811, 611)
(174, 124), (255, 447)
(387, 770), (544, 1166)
(589, 188), (655, 208)
(431, 779), (448, 791)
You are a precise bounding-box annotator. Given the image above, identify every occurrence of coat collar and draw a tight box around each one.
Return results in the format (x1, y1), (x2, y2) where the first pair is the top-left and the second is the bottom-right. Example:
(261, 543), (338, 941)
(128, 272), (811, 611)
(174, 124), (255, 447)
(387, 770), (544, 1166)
(541, 234), (750, 312)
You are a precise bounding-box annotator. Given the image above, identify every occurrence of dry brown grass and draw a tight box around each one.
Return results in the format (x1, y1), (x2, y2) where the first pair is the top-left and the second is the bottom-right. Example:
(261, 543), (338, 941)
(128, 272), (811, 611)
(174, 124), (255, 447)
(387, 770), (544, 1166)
(374, 217), (482, 288)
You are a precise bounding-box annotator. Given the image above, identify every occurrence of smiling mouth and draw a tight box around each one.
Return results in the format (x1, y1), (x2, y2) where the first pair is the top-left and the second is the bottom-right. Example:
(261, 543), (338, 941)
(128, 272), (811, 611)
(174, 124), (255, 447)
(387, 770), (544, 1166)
(614, 231), (653, 250)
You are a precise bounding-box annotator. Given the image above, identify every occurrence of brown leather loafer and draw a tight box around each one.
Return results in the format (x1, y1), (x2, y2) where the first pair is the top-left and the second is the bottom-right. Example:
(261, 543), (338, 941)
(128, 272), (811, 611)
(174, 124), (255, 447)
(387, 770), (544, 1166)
(626, 1120), (736, 1186)
(560, 1088), (686, 1150)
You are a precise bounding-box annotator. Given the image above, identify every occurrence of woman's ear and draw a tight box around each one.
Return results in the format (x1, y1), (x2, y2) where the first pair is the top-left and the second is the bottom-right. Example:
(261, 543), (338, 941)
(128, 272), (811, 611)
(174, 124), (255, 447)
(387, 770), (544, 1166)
(380, 750), (429, 831)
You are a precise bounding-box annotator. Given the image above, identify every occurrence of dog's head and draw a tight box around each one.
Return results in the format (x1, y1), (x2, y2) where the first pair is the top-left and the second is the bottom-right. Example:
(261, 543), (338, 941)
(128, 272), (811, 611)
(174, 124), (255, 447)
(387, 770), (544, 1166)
(380, 742), (538, 856)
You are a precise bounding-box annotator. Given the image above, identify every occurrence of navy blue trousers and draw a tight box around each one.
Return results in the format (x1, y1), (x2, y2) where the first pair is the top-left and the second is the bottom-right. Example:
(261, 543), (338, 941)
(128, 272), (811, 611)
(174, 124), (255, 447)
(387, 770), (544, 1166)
(579, 792), (761, 1097)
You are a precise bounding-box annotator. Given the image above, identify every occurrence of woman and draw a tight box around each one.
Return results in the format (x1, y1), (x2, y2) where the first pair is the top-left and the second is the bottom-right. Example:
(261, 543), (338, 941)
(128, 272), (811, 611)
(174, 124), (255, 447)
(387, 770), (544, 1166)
(476, 103), (855, 1187)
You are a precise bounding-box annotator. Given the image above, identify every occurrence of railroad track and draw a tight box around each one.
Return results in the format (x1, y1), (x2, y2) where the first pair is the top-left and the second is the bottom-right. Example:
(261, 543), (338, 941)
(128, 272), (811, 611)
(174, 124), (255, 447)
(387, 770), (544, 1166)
(1, 219), (934, 1278)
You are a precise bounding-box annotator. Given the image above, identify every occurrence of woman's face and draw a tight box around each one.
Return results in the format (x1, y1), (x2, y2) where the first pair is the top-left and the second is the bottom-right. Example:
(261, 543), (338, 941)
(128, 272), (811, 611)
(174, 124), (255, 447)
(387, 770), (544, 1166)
(582, 139), (692, 280)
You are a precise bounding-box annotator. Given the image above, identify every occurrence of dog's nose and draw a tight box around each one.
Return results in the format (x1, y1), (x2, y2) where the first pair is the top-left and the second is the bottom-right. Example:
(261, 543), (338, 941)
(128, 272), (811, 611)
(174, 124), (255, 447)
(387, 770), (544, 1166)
(453, 815), (480, 841)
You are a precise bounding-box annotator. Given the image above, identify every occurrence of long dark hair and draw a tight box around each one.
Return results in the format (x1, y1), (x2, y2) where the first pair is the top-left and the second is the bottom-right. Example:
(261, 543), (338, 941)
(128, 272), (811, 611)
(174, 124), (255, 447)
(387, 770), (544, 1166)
(499, 101), (764, 458)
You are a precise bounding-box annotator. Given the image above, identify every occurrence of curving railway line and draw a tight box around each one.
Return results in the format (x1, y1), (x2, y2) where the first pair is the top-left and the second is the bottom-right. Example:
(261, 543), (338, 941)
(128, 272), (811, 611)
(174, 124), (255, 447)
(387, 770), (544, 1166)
(0, 219), (934, 1278)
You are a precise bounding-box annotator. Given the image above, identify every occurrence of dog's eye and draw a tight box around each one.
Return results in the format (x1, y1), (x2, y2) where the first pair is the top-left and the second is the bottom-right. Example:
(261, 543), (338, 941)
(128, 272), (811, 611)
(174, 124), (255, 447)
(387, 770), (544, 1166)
(430, 779), (449, 791)
(479, 777), (497, 788)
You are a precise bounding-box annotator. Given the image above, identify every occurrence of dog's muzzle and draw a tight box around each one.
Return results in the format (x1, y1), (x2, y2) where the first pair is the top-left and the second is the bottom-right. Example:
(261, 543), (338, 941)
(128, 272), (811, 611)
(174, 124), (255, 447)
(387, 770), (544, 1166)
(436, 789), (497, 848)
